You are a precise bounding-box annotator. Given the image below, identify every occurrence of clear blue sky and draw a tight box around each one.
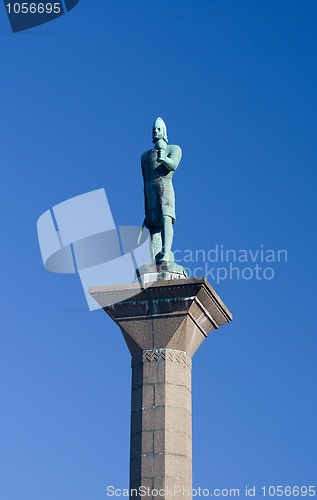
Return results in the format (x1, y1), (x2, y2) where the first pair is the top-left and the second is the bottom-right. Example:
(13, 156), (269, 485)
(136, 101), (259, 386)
(0, 1), (316, 499)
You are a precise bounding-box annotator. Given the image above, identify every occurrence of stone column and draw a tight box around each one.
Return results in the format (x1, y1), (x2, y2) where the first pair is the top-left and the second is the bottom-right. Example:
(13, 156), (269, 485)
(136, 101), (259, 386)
(130, 348), (192, 497)
(90, 278), (232, 500)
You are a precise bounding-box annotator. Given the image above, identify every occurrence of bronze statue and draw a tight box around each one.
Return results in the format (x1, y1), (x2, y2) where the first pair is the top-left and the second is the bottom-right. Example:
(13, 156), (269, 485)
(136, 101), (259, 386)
(141, 118), (182, 264)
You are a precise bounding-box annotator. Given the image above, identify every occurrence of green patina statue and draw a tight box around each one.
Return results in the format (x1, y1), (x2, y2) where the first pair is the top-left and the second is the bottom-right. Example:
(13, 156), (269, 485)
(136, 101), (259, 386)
(141, 117), (182, 264)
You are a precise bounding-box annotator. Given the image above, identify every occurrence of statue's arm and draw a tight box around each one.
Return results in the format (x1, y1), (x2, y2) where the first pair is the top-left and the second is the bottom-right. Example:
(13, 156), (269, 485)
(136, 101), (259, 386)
(141, 153), (145, 174)
(141, 154), (148, 215)
(160, 145), (182, 172)
(141, 153), (148, 179)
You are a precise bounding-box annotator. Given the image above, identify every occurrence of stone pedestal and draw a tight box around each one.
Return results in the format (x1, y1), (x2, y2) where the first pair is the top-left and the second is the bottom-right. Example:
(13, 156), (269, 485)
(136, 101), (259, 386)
(90, 278), (232, 500)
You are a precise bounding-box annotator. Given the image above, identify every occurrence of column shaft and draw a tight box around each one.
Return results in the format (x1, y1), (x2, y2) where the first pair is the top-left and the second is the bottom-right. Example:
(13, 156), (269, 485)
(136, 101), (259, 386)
(130, 349), (192, 500)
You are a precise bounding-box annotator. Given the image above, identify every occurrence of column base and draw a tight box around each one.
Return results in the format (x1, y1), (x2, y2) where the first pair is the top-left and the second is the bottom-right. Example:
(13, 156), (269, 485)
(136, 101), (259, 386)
(135, 262), (188, 284)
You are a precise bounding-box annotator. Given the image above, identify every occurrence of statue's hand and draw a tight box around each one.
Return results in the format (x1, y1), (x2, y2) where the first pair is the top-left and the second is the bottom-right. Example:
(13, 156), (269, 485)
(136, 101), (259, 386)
(157, 149), (167, 162)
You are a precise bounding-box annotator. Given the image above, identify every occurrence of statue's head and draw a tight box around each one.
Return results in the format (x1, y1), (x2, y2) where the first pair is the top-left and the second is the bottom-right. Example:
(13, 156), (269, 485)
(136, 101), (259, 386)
(152, 117), (168, 144)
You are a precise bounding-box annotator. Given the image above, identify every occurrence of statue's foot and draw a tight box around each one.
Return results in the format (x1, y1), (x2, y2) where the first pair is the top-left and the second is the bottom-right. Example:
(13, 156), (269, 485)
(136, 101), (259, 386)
(156, 250), (174, 263)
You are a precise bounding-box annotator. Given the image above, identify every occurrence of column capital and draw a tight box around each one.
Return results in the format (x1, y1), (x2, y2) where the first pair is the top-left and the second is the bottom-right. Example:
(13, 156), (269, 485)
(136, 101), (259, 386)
(90, 278), (232, 357)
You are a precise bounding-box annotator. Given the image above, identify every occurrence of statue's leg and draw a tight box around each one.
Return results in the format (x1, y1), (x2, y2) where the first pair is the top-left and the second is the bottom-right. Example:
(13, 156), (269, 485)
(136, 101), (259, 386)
(150, 228), (162, 261)
(157, 215), (174, 263)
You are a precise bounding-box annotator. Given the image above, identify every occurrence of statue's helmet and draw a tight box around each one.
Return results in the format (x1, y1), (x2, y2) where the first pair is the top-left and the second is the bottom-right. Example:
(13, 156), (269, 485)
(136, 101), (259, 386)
(152, 117), (168, 143)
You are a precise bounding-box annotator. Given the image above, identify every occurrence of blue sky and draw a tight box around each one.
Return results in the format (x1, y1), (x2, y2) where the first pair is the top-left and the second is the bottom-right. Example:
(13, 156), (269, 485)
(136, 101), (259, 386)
(0, 1), (316, 499)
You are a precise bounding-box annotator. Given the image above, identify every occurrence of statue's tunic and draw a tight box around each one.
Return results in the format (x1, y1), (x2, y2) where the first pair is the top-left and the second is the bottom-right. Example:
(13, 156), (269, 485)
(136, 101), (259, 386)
(141, 145), (181, 228)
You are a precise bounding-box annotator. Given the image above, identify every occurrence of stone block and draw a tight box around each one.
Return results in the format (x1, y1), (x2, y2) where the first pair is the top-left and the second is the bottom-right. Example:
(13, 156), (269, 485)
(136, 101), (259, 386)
(163, 477), (192, 499)
(165, 357), (191, 389)
(131, 386), (142, 412)
(142, 384), (155, 408)
(142, 406), (165, 432)
(152, 477), (166, 495)
(141, 430), (154, 454)
(141, 453), (165, 478)
(165, 384), (191, 412)
(142, 359), (166, 385)
(154, 430), (191, 457)
(131, 410), (142, 436)
(130, 432), (142, 460)
(130, 455), (141, 486)
(153, 384), (165, 407)
(153, 429), (165, 455)
(132, 363), (143, 390)
(165, 454), (191, 480)
(165, 407), (191, 436)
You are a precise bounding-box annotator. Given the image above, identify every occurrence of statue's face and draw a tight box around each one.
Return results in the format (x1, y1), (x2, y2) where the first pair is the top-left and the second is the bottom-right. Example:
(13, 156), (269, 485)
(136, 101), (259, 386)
(152, 124), (164, 142)
(152, 117), (168, 143)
